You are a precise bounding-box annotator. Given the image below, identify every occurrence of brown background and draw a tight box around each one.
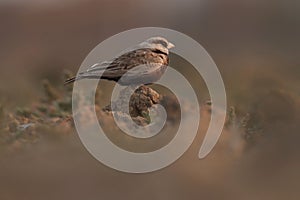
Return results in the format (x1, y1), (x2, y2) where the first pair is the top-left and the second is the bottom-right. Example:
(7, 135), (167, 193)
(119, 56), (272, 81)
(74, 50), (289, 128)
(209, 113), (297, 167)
(0, 0), (299, 199)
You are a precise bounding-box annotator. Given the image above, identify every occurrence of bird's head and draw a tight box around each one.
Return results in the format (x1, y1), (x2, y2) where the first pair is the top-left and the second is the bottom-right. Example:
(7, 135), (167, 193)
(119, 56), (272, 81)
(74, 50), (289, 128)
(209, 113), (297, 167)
(139, 37), (175, 54)
(145, 37), (175, 49)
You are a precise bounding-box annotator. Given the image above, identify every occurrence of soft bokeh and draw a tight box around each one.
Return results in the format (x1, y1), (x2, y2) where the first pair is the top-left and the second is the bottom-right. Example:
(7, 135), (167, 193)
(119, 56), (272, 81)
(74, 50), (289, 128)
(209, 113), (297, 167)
(0, 0), (299, 199)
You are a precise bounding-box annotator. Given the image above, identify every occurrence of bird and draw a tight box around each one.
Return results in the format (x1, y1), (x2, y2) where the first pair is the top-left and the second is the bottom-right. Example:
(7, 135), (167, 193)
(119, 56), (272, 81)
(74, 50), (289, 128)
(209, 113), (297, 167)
(65, 37), (175, 86)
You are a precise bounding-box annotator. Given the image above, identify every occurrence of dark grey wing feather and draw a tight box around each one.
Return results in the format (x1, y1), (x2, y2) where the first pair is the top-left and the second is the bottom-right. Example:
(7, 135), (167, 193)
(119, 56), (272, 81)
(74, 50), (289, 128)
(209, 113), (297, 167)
(65, 48), (168, 84)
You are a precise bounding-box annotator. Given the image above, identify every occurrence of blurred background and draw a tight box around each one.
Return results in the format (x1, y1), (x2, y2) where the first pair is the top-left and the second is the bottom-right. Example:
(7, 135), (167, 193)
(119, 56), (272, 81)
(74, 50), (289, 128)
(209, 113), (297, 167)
(0, 0), (299, 199)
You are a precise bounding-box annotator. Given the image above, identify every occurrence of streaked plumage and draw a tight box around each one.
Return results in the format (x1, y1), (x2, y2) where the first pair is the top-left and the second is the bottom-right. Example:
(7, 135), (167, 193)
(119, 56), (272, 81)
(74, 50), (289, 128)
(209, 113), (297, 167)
(65, 37), (174, 85)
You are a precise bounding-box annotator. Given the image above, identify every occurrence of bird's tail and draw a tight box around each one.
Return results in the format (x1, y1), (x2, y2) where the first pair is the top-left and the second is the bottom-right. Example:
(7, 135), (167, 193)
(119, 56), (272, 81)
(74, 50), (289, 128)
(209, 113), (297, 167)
(64, 76), (82, 85)
(64, 74), (106, 85)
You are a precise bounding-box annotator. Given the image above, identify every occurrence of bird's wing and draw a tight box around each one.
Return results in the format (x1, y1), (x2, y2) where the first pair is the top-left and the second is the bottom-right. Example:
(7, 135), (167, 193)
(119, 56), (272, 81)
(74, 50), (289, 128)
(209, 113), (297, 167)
(121, 62), (163, 76)
(78, 48), (168, 78)
(79, 61), (111, 74)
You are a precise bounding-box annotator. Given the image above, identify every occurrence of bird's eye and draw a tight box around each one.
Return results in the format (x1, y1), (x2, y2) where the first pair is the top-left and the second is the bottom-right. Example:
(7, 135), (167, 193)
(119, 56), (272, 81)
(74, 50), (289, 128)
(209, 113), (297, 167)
(161, 41), (168, 47)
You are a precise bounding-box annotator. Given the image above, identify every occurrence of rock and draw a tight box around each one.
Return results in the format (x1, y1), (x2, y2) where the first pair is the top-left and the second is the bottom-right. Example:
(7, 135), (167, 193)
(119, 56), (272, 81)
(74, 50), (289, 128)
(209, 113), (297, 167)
(104, 85), (161, 119)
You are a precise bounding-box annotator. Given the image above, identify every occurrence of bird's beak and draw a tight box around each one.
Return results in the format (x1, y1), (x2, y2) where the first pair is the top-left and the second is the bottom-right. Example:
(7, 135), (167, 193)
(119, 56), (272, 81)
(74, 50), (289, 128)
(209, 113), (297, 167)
(167, 42), (175, 49)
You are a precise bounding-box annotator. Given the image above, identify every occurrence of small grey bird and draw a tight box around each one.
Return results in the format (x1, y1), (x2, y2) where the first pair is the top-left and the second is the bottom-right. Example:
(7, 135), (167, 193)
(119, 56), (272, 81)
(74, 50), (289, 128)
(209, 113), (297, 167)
(65, 37), (174, 85)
